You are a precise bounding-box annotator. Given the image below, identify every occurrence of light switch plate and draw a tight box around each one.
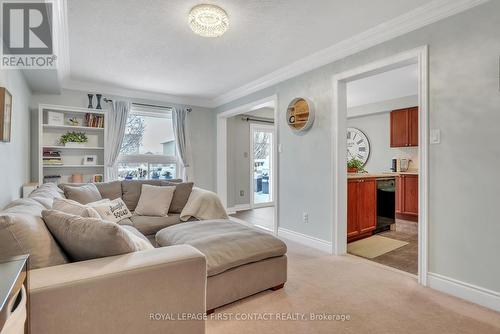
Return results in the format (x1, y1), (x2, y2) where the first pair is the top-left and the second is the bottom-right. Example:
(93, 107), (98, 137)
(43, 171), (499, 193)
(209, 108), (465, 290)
(430, 129), (441, 144)
(278, 144), (283, 153)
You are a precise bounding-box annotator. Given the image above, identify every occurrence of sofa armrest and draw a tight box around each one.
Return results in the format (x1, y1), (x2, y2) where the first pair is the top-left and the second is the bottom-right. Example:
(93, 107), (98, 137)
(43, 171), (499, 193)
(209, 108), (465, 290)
(29, 245), (207, 334)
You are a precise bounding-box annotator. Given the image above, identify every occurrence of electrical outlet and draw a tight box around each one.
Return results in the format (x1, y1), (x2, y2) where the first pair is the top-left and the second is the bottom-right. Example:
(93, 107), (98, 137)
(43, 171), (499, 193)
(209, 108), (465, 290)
(240, 190), (244, 197)
(243, 152), (248, 158)
(302, 212), (309, 224)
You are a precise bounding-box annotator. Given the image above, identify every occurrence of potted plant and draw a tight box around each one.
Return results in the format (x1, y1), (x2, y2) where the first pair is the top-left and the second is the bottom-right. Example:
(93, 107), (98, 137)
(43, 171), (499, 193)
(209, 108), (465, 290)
(59, 131), (88, 148)
(347, 158), (365, 173)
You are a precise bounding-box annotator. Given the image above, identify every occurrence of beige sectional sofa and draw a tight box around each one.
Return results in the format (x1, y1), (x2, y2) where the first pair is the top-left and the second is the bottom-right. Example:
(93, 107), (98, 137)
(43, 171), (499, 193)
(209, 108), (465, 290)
(0, 180), (287, 333)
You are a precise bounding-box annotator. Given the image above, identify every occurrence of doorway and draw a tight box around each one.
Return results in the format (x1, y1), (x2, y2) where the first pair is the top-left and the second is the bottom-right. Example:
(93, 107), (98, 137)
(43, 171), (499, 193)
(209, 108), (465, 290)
(216, 95), (279, 234)
(250, 123), (274, 208)
(332, 46), (429, 285)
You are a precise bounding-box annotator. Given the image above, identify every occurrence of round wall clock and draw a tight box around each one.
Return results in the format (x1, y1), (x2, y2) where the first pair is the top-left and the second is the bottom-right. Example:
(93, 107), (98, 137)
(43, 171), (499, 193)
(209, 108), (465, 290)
(347, 127), (370, 165)
(286, 97), (315, 133)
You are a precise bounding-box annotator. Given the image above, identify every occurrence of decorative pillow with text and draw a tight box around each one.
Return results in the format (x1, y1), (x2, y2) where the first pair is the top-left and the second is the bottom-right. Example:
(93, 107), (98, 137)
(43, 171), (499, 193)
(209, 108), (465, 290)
(89, 198), (132, 223)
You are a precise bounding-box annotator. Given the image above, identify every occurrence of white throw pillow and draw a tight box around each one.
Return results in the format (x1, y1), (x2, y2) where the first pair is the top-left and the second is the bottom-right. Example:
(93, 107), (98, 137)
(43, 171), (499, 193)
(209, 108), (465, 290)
(89, 198), (132, 223)
(134, 185), (175, 217)
(52, 198), (101, 218)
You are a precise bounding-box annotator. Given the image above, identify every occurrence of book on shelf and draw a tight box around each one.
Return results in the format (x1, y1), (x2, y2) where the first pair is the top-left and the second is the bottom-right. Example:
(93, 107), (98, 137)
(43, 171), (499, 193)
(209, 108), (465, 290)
(43, 175), (61, 184)
(43, 149), (63, 165)
(85, 113), (104, 128)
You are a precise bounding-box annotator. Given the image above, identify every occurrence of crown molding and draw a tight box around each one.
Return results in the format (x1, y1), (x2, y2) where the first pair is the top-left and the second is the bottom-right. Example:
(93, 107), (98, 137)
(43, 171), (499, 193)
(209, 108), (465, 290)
(212, 0), (489, 107)
(62, 78), (215, 108)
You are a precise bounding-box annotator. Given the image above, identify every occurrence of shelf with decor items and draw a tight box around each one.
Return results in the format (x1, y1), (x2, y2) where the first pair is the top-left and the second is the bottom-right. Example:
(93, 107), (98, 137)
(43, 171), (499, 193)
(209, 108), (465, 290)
(38, 104), (106, 185)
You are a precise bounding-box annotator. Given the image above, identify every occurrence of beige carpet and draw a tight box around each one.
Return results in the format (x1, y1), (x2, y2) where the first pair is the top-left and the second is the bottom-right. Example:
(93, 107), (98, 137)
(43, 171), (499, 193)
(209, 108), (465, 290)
(207, 240), (500, 334)
(347, 235), (409, 259)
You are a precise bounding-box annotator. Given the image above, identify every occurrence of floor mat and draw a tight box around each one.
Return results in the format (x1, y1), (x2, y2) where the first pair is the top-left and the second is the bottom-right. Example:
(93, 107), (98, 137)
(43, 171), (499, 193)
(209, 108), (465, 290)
(347, 235), (409, 259)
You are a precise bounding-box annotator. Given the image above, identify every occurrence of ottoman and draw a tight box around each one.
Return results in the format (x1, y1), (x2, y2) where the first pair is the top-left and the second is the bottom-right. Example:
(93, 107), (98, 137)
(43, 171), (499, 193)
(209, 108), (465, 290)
(156, 220), (287, 312)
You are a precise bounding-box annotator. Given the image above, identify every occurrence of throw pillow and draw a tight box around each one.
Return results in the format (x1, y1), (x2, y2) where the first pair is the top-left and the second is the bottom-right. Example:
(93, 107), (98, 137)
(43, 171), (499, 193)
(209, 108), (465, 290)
(162, 182), (194, 213)
(134, 184), (175, 217)
(42, 210), (153, 261)
(89, 198), (132, 223)
(63, 184), (102, 204)
(52, 198), (102, 218)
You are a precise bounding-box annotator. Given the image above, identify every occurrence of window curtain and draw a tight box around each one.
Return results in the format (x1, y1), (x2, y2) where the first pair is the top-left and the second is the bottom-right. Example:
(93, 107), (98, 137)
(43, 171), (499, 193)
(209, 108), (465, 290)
(104, 101), (130, 181)
(172, 106), (193, 181)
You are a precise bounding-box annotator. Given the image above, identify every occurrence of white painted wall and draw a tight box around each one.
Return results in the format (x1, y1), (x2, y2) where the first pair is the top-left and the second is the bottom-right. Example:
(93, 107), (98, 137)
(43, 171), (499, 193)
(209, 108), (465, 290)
(0, 69), (32, 208)
(215, 2), (500, 294)
(347, 112), (418, 173)
(30, 89), (216, 191)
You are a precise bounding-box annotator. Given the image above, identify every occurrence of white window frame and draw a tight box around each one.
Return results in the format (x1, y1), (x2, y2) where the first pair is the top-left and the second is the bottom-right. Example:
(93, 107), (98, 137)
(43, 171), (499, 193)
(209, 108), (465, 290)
(117, 105), (179, 180)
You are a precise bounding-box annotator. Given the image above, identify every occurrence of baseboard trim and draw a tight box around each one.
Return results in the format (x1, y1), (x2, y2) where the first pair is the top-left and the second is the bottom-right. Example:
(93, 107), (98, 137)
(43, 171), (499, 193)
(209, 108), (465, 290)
(278, 228), (332, 253)
(428, 272), (500, 312)
(227, 204), (251, 214)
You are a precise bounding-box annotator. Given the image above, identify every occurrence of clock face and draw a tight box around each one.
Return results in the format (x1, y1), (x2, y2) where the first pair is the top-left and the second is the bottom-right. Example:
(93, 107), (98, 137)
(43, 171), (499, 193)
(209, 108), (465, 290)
(347, 127), (370, 165)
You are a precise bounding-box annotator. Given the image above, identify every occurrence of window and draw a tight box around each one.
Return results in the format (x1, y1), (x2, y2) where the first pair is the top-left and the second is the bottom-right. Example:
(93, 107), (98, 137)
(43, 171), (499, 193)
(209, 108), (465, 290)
(117, 106), (177, 180)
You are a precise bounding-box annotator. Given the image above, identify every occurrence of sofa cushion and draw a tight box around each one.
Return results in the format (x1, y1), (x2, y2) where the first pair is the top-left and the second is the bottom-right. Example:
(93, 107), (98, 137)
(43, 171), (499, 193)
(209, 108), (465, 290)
(42, 210), (153, 262)
(125, 214), (182, 236)
(52, 198), (102, 218)
(89, 198), (132, 223)
(156, 220), (287, 276)
(60, 181), (123, 200)
(121, 180), (168, 211)
(121, 225), (152, 245)
(28, 183), (65, 208)
(63, 184), (102, 204)
(135, 185), (175, 217)
(164, 182), (194, 214)
(0, 200), (68, 269)
(95, 181), (122, 200)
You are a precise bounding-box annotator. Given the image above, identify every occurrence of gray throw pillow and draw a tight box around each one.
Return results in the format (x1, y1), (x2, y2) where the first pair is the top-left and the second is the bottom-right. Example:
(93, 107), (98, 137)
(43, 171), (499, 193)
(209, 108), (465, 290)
(162, 182), (194, 213)
(42, 210), (153, 261)
(63, 184), (102, 204)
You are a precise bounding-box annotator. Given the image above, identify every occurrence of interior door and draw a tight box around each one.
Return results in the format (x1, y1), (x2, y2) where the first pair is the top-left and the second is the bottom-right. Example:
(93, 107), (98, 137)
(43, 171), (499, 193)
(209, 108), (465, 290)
(250, 124), (274, 207)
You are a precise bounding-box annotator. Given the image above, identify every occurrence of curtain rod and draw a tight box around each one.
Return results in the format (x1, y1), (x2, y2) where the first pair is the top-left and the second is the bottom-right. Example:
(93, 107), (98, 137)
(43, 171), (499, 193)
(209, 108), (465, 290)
(241, 116), (274, 124)
(103, 98), (191, 112)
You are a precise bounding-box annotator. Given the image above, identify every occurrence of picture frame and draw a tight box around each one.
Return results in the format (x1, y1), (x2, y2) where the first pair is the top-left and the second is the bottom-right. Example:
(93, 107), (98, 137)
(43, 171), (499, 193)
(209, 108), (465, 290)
(92, 174), (104, 183)
(0, 87), (12, 142)
(83, 155), (97, 165)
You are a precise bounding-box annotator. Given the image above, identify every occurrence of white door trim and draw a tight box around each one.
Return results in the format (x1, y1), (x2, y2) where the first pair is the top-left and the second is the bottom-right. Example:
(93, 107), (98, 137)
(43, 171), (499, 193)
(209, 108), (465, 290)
(216, 95), (279, 235)
(331, 46), (429, 286)
(249, 123), (275, 209)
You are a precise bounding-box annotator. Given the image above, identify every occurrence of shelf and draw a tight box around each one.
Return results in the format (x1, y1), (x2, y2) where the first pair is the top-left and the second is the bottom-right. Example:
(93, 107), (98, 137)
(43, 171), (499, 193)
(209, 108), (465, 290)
(41, 104), (106, 115)
(43, 124), (104, 131)
(43, 146), (104, 150)
(43, 165), (104, 168)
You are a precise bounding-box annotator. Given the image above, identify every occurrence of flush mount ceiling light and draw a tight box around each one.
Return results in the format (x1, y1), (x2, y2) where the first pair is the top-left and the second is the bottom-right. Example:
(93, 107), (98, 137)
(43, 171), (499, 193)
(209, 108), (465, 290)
(188, 4), (229, 37)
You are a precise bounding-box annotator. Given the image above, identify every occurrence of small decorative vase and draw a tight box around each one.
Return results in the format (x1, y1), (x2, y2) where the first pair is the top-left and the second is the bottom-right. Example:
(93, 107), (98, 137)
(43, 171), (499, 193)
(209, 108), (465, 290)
(95, 94), (102, 109)
(87, 94), (94, 109)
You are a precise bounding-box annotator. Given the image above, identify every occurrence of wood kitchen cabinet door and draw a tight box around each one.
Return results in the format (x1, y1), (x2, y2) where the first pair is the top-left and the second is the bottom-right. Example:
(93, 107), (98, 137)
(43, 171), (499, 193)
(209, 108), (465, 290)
(402, 175), (418, 215)
(347, 180), (359, 239)
(408, 107), (419, 147)
(390, 109), (408, 147)
(390, 107), (419, 147)
(396, 175), (418, 218)
(357, 179), (377, 234)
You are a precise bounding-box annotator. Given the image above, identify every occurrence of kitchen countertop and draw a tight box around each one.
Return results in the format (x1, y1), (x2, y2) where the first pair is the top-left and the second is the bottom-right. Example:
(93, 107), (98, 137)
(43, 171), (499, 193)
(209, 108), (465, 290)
(347, 171), (419, 179)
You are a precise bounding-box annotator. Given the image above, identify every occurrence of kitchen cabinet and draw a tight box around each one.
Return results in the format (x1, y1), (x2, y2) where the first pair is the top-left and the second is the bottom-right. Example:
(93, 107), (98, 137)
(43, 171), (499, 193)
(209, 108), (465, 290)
(390, 107), (418, 147)
(396, 174), (418, 220)
(347, 178), (377, 242)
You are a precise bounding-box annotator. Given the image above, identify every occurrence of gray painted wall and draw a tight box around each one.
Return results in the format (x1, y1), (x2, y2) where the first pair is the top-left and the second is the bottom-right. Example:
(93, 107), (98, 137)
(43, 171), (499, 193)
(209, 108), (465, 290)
(0, 69), (32, 208)
(347, 112), (418, 173)
(215, 2), (500, 293)
(30, 89), (216, 191)
(227, 116), (251, 207)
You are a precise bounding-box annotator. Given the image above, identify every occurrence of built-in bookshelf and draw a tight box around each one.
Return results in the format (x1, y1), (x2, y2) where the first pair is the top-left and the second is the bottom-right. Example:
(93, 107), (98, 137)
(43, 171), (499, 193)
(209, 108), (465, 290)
(38, 104), (106, 184)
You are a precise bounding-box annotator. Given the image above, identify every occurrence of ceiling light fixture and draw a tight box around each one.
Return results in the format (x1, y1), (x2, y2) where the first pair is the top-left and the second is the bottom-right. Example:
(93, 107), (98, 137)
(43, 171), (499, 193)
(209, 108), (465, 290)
(188, 4), (229, 38)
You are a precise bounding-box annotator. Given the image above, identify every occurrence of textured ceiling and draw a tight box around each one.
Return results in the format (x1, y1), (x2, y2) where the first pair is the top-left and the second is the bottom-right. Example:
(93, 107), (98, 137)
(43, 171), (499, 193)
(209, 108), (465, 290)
(67, 0), (434, 100)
